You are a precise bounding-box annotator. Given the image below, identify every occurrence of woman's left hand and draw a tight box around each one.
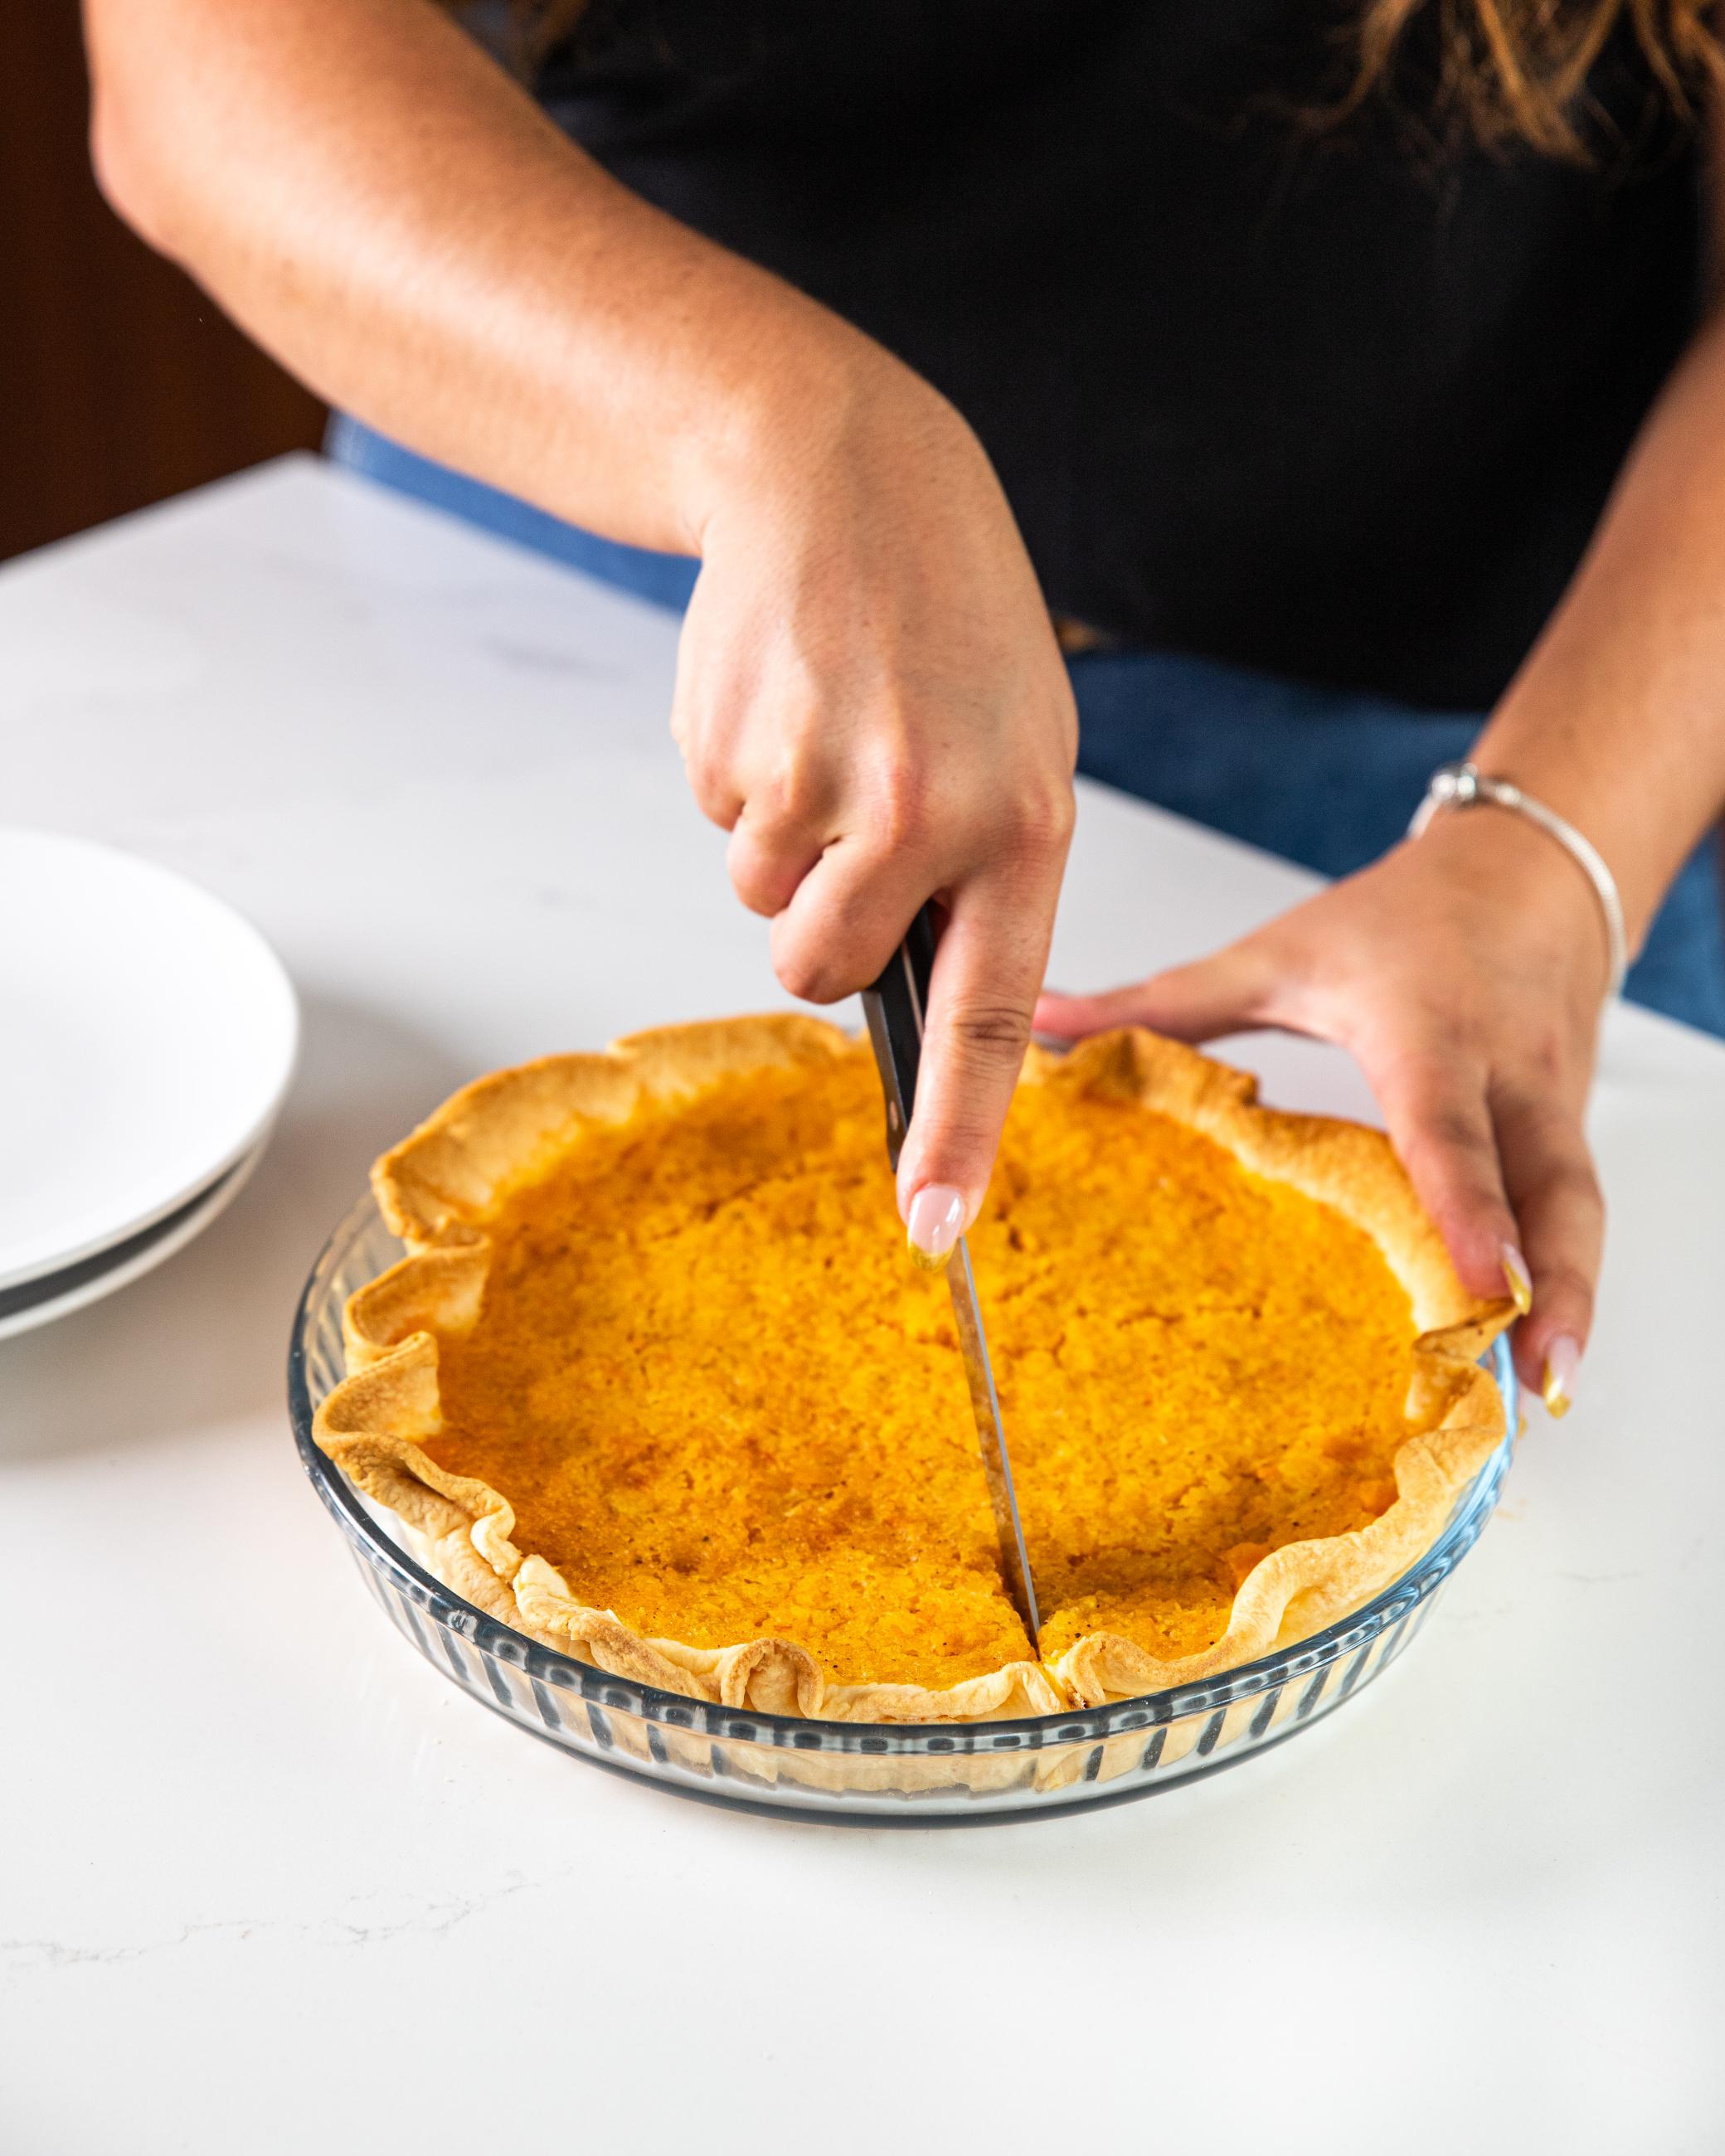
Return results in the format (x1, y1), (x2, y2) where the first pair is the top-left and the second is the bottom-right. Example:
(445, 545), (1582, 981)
(1034, 806), (1614, 1412)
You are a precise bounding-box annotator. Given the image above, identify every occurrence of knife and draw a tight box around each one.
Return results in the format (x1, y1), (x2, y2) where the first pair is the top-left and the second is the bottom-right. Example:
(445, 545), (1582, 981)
(860, 904), (1042, 1652)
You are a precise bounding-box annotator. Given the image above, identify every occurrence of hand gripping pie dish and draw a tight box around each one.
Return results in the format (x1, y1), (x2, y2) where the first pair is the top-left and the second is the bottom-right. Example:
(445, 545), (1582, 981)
(313, 1016), (1513, 1726)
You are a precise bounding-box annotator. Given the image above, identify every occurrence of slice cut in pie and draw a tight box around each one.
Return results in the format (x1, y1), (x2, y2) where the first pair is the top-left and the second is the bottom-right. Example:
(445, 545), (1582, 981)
(315, 1016), (1513, 1721)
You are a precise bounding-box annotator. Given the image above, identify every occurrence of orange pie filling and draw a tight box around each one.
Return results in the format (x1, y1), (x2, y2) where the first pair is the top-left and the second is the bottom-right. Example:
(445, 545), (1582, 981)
(424, 1049), (1419, 1692)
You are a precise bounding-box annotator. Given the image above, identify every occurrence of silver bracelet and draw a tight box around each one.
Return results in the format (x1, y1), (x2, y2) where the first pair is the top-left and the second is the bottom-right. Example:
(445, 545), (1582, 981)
(1407, 760), (1629, 998)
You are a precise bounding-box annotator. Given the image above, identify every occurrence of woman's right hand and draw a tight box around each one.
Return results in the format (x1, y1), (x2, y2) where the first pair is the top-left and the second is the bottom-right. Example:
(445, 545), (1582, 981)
(83, 0), (1076, 1246)
(673, 355), (1078, 1258)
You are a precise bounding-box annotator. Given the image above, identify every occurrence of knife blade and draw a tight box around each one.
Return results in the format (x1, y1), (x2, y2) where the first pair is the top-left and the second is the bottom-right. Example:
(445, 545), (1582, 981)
(860, 905), (1042, 1652)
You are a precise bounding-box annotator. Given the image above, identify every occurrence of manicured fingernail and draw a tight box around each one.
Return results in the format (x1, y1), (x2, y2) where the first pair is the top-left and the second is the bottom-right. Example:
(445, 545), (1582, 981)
(906, 1184), (966, 1270)
(1542, 1333), (1581, 1419)
(1501, 1243), (1533, 1317)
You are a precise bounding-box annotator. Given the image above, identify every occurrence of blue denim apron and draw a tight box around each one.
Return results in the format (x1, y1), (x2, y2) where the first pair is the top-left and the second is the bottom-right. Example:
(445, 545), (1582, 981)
(328, 415), (1725, 1037)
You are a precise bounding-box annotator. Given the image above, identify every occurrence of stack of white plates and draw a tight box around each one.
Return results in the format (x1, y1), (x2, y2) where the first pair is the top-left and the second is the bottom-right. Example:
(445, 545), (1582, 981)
(0, 829), (299, 1341)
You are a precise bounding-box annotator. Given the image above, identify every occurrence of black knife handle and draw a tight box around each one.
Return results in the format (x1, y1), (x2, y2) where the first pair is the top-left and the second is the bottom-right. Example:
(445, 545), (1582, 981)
(859, 902), (939, 1171)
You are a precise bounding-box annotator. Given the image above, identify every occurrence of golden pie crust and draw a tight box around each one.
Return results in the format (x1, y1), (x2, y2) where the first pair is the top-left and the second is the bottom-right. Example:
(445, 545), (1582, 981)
(315, 1016), (1511, 1721)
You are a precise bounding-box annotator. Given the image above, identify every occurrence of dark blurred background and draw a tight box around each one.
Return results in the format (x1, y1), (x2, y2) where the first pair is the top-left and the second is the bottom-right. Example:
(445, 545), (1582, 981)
(2, 3), (328, 563)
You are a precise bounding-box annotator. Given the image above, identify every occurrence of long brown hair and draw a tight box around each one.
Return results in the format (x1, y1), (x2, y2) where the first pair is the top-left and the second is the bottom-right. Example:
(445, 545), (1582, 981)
(1348, 0), (1721, 155)
(484, 1), (1720, 158)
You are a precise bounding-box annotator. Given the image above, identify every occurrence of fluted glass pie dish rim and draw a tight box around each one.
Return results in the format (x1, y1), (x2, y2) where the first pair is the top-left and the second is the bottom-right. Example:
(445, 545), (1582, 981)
(289, 1189), (1519, 1823)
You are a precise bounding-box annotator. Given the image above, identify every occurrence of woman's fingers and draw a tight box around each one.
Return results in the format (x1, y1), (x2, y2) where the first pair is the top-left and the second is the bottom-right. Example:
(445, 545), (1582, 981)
(1359, 1045), (1527, 1312)
(1033, 940), (1277, 1043)
(1373, 1042), (1601, 1411)
(763, 840), (1065, 1265)
(766, 837), (935, 1003)
(766, 840), (1065, 1258)
(726, 806), (825, 919)
(896, 863), (1065, 1254)
(1490, 1085), (1604, 1412)
(1037, 928), (1596, 1417)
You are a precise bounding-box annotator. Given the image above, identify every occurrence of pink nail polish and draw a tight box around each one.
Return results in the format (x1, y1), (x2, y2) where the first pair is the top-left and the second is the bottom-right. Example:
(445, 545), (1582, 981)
(1500, 1243), (1533, 1317)
(906, 1184), (966, 1270)
(1542, 1334), (1581, 1419)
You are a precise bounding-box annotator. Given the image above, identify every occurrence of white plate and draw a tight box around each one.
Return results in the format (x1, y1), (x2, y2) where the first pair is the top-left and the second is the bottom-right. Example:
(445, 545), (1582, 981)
(0, 829), (298, 1289)
(0, 1144), (265, 1342)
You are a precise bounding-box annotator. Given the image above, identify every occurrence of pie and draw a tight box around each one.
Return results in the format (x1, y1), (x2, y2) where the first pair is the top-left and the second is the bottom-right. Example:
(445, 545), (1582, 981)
(315, 1016), (1512, 1721)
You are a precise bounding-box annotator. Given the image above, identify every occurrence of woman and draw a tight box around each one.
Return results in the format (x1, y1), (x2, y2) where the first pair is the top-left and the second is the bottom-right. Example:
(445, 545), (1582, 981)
(85, 0), (1725, 1418)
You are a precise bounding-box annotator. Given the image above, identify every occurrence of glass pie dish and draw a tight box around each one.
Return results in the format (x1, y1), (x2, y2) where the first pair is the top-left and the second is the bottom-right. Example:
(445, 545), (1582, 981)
(289, 1191), (1519, 1825)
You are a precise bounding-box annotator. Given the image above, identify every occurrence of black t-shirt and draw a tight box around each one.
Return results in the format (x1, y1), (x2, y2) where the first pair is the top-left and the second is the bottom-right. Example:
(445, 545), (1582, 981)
(536, 1), (1703, 711)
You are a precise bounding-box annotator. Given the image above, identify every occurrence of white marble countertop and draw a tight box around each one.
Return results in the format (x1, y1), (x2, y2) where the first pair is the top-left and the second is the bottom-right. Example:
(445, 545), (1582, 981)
(4, 457), (1722, 2155)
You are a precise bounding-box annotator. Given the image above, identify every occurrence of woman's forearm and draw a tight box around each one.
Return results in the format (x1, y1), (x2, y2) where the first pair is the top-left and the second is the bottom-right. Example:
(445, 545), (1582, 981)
(1470, 293), (1725, 951)
(84, 0), (901, 554)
